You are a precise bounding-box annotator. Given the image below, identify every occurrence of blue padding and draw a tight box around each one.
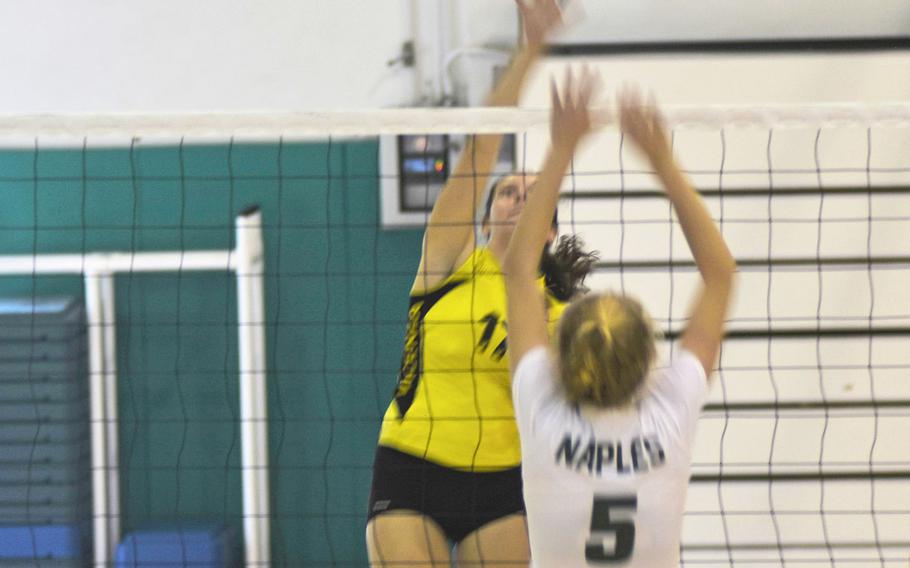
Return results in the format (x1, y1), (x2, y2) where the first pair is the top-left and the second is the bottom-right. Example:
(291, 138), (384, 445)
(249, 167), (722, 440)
(116, 525), (238, 568)
(0, 524), (84, 559)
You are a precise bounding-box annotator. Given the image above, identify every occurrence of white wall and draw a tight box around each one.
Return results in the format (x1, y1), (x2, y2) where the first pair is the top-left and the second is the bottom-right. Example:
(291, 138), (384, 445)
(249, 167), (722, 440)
(6, 0), (909, 113)
(0, 0), (417, 112)
(559, 0), (910, 44)
(523, 53), (910, 107)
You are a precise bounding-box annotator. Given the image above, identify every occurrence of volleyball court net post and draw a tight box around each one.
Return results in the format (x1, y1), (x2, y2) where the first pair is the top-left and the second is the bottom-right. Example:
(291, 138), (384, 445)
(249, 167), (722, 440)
(0, 104), (907, 567)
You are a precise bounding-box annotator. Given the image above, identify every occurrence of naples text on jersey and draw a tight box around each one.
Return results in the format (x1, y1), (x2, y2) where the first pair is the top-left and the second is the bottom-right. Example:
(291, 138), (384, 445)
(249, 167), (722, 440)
(555, 433), (667, 477)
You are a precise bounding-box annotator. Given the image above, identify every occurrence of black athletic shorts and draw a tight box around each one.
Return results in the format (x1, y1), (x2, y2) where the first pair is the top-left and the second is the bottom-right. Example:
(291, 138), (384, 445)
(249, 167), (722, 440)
(367, 445), (526, 543)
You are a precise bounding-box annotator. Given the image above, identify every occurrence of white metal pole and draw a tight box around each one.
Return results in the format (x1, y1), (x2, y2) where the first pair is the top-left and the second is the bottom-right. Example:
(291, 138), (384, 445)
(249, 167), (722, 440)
(0, 251), (234, 275)
(235, 207), (270, 567)
(84, 270), (110, 568)
(99, 273), (121, 557)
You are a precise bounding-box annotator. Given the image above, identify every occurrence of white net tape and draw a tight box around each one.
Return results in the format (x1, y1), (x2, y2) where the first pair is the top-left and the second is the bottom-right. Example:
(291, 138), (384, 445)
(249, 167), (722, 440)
(1, 102), (909, 144)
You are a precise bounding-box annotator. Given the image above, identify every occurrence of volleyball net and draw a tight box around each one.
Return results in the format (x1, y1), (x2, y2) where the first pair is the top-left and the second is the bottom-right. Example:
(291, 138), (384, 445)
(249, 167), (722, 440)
(0, 104), (908, 567)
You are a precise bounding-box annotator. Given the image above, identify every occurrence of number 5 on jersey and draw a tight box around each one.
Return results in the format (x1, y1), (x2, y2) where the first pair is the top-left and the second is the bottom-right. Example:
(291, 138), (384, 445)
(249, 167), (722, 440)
(586, 496), (637, 563)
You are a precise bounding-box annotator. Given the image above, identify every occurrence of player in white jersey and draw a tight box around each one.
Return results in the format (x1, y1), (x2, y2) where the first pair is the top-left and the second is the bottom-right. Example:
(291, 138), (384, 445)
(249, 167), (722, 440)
(501, 72), (737, 567)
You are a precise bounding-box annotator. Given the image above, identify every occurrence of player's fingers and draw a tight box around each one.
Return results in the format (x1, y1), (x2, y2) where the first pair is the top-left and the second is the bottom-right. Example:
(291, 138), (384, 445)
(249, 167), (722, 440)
(544, 0), (562, 24)
(564, 66), (574, 108)
(550, 76), (562, 113)
(647, 91), (667, 133)
(580, 67), (601, 107)
(618, 85), (639, 129)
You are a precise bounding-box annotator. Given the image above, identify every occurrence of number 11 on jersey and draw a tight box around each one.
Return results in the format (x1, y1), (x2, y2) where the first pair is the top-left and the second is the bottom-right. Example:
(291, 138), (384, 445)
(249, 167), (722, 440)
(586, 496), (637, 563)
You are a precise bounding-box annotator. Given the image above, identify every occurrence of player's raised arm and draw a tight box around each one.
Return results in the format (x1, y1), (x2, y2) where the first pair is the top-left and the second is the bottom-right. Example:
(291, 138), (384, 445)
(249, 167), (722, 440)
(412, 0), (563, 295)
(618, 89), (737, 376)
(503, 68), (602, 372)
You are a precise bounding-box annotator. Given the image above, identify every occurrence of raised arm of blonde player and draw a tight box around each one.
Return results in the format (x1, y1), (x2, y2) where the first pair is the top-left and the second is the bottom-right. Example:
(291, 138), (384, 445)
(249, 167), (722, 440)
(412, 0), (563, 295)
(502, 67), (602, 373)
(618, 89), (737, 375)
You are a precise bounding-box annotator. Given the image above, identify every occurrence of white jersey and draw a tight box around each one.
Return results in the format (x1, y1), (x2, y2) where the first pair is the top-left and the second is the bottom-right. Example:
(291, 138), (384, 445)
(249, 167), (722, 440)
(513, 346), (708, 568)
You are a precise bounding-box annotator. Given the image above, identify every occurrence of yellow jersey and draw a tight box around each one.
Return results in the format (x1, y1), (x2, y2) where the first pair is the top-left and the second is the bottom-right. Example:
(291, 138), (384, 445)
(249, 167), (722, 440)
(378, 247), (565, 471)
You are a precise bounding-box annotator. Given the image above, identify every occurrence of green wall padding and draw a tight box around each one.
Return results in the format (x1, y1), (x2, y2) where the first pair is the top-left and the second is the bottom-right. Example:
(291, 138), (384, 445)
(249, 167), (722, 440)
(0, 140), (422, 566)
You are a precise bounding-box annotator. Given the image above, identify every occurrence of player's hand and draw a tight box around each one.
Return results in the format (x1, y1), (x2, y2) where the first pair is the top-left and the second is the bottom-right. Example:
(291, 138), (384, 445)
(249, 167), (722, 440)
(618, 87), (673, 167)
(550, 66), (602, 150)
(517, 0), (564, 48)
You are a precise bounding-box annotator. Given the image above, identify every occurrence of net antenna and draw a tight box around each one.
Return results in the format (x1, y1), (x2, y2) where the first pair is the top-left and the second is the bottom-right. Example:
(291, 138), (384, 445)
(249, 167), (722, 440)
(0, 208), (269, 568)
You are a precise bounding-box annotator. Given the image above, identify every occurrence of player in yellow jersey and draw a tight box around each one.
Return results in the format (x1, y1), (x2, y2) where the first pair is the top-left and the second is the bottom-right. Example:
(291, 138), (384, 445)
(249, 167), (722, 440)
(366, 2), (597, 566)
